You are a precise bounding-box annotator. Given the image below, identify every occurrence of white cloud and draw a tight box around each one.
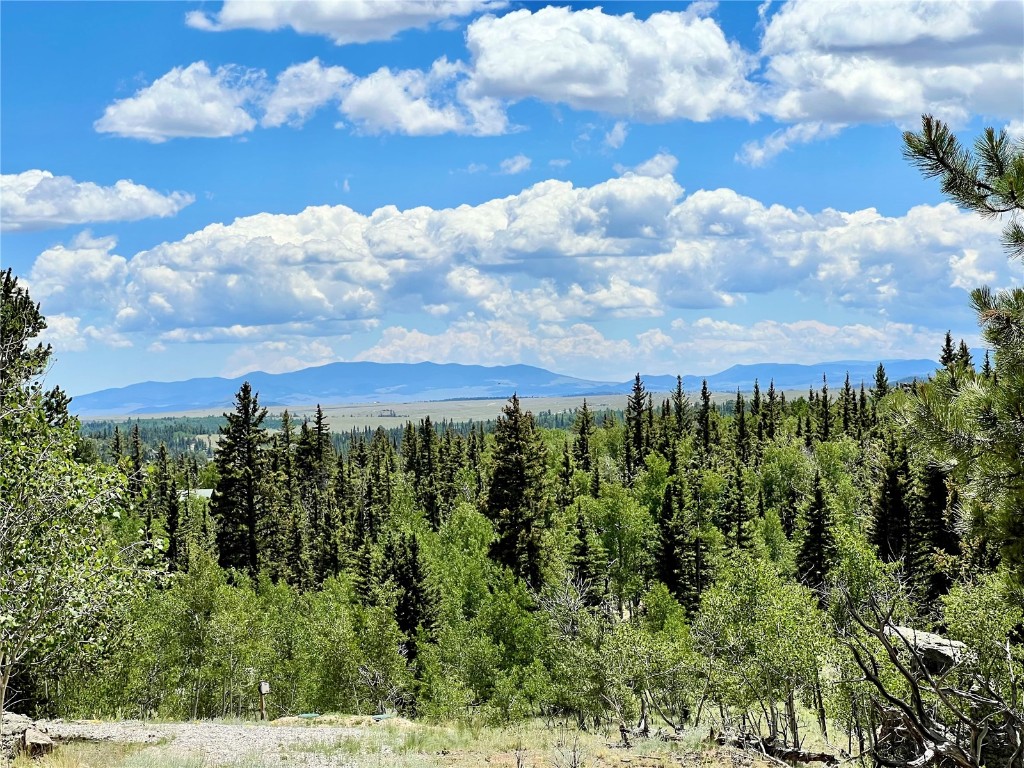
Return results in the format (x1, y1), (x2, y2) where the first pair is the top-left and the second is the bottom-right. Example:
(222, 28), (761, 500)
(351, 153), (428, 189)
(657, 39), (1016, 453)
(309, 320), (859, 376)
(499, 154), (531, 174)
(1, 170), (193, 231)
(759, 0), (1024, 126)
(617, 153), (679, 178)
(735, 121), (844, 166)
(94, 62), (261, 142)
(262, 58), (353, 128)
(604, 121), (628, 149)
(464, 6), (757, 121)
(187, 0), (503, 45)
(340, 58), (505, 136)
(28, 233), (128, 314)
(27, 168), (1009, 357)
(36, 314), (88, 353)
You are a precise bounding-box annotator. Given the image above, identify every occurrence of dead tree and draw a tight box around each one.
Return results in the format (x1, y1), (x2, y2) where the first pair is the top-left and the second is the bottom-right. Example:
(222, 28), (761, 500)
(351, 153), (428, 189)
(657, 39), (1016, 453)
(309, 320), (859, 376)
(844, 592), (1022, 767)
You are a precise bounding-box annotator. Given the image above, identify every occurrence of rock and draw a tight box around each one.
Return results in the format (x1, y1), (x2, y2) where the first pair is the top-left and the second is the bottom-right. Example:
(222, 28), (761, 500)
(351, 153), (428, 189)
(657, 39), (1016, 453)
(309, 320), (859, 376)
(2, 712), (53, 762)
(23, 728), (54, 757)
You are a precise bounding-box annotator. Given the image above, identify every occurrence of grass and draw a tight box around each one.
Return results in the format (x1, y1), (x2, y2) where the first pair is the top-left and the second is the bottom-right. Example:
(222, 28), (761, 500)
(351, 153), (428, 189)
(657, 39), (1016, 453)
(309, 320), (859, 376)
(15, 718), (773, 768)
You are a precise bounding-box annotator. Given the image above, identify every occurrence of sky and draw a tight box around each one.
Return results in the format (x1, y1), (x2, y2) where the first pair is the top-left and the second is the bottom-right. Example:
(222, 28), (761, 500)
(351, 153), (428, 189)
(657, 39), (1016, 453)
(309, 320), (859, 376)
(1, 0), (1022, 396)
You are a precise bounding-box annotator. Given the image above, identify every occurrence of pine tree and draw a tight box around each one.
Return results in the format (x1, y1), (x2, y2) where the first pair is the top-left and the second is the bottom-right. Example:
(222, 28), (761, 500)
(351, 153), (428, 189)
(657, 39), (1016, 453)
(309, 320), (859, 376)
(955, 339), (973, 370)
(571, 506), (606, 607)
(907, 462), (958, 604)
(656, 480), (685, 599)
(623, 374), (647, 484)
(485, 395), (548, 585)
(841, 373), (854, 436)
(873, 363), (890, 400)
(672, 375), (691, 446)
(724, 465), (751, 549)
(817, 375), (831, 443)
(940, 330), (956, 369)
(556, 440), (575, 513)
(573, 399), (594, 472)
(698, 380), (712, 459)
(211, 382), (270, 576)
(765, 379), (779, 440)
(869, 438), (914, 563)
(796, 472), (835, 594)
(732, 390), (750, 465)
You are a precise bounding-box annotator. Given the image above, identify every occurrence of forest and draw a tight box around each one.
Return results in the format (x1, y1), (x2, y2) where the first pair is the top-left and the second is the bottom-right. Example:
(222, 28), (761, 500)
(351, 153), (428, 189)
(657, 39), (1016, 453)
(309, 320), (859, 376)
(1, 120), (1022, 768)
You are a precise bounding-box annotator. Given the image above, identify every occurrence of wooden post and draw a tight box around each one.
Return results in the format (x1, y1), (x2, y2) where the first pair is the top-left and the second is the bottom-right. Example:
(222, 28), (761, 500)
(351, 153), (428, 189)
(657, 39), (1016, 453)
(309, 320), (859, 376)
(258, 681), (270, 721)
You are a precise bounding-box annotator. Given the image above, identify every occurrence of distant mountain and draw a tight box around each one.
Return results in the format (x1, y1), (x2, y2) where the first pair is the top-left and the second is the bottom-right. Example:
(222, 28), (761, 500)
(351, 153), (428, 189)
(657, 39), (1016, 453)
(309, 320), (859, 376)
(70, 358), (939, 417)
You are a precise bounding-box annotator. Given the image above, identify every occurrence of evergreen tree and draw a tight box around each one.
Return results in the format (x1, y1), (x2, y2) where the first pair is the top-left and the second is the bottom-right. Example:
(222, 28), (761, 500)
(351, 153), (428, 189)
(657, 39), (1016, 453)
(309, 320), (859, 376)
(723, 465), (751, 549)
(869, 438), (914, 563)
(623, 374), (647, 484)
(672, 375), (691, 446)
(485, 395), (548, 585)
(796, 471), (835, 593)
(765, 379), (779, 440)
(656, 480), (685, 599)
(572, 399), (594, 472)
(873, 363), (890, 400)
(570, 506), (606, 607)
(697, 379), (712, 459)
(732, 390), (750, 465)
(840, 373), (854, 436)
(907, 462), (958, 604)
(817, 375), (831, 443)
(210, 382), (270, 576)
(940, 330), (956, 369)
(955, 339), (973, 370)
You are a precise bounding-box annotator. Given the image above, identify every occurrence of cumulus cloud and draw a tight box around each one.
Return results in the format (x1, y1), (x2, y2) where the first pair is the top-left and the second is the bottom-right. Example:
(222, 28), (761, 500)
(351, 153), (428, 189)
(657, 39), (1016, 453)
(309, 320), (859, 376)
(26, 167), (1009, 360)
(94, 62), (262, 142)
(1, 170), (193, 231)
(464, 6), (757, 121)
(340, 58), (506, 136)
(617, 153), (679, 178)
(262, 58), (353, 128)
(758, 0), (1024, 126)
(187, 0), (503, 45)
(499, 154), (531, 174)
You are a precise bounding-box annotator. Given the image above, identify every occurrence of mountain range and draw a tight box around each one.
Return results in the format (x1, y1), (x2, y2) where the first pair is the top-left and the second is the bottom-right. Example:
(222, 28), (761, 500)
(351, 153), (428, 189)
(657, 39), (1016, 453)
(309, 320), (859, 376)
(70, 359), (940, 418)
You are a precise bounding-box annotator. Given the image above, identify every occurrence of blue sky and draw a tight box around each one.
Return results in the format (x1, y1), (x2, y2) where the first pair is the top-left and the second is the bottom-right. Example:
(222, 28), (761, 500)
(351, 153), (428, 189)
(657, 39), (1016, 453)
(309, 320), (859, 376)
(2, 0), (1022, 396)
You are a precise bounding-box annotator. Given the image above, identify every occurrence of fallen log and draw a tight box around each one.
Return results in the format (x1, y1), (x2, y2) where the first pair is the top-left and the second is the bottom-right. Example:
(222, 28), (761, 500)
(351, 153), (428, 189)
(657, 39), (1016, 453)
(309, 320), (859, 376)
(713, 729), (839, 765)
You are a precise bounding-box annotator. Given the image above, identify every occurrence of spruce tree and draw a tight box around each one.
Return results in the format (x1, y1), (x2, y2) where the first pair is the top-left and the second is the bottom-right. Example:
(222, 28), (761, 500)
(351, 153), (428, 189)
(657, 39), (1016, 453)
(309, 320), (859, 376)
(955, 339), (973, 370)
(765, 379), (779, 440)
(869, 438), (914, 563)
(907, 462), (958, 604)
(485, 395), (548, 585)
(796, 471), (835, 594)
(697, 380), (712, 459)
(623, 374), (647, 484)
(940, 330), (956, 369)
(211, 382), (270, 576)
(732, 390), (749, 465)
(817, 375), (831, 443)
(573, 399), (594, 472)
(672, 375), (691, 446)
(571, 506), (606, 607)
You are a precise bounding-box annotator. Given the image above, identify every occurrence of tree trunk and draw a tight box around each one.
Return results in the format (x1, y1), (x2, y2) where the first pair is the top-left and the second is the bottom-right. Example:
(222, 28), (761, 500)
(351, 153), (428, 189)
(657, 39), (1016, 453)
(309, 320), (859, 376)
(786, 690), (800, 747)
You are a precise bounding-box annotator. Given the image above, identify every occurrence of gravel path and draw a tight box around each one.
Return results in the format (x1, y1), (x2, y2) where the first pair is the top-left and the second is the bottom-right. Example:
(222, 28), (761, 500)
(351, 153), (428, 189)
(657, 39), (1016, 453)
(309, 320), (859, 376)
(43, 720), (368, 767)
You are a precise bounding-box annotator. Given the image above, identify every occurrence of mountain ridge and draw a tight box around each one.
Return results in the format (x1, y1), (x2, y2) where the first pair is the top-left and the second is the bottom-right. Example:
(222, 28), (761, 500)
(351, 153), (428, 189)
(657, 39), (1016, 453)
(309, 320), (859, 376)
(70, 358), (940, 418)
